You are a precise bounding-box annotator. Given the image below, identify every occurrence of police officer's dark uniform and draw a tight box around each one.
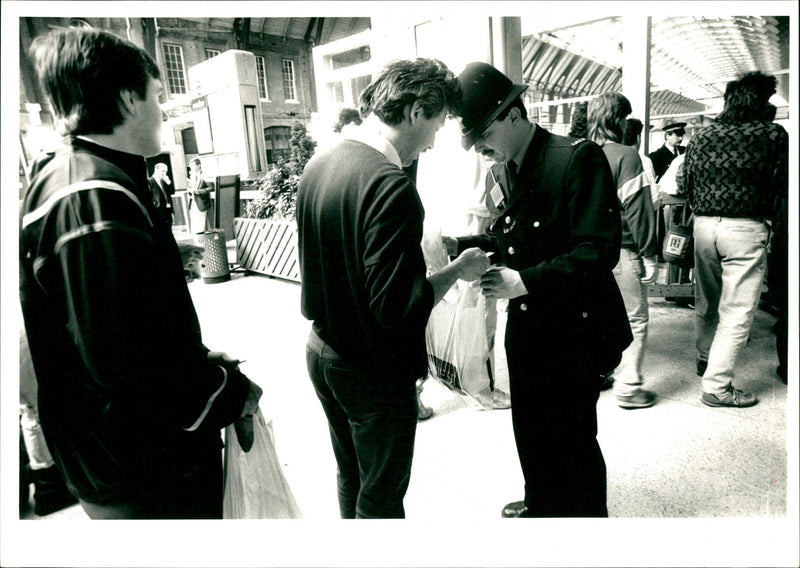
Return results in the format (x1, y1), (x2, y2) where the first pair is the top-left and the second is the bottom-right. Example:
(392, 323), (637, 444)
(453, 63), (632, 517)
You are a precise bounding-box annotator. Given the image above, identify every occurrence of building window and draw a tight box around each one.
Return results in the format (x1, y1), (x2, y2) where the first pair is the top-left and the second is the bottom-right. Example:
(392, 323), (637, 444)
(282, 59), (297, 102)
(264, 126), (291, 165)
(244, 106), (263, 172)
(204, 48), (221, 60)
(256, 56), (269, 100)
(162, 43), (187, 95)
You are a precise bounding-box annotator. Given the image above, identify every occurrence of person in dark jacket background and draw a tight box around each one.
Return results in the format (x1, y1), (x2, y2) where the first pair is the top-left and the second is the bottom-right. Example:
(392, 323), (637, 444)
(147, 161), (174, 227)
(19, 27), (262, 519)
(648, 121), (686, 182)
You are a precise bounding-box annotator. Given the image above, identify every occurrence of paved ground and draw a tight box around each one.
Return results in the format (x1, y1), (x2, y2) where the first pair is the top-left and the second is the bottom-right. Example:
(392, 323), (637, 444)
(13, 265), (797, 568)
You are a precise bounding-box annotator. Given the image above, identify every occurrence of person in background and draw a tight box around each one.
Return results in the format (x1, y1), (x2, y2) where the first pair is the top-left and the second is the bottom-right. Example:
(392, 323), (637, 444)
(623, 118), (660, 211)
(446, 62), (631, 517)
(568, 100), (588, 139)
(333, 106), (363, 134)
(187, 157), (212, 234)
(682, 71), (788, 407)
(297, 58), (489, 518)
(652, 121), (693, 306)
(648, 121), (686, 182)
(758, 102), (788, 385)
(19, 327), (77, 517)
(588, 93), (659, 409)
(567, 99), (615, 393)
(19, 27), (262, 519)
(148, 162), (174, 227)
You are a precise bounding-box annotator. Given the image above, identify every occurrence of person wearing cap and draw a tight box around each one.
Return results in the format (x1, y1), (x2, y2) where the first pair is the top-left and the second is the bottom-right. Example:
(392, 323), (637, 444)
(444, 62), (631, 517)
(648, 121), (686, 182)
(296, 58), (490, 518)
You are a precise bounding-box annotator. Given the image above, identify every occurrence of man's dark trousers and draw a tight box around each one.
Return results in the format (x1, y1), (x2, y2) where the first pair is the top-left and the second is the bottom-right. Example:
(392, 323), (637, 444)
(306, 329), (418, 519)
(506, 321), (608, 517)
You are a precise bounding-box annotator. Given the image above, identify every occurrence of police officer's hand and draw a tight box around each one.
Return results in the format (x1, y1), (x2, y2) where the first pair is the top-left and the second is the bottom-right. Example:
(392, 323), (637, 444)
(454, 247), (490, 282)
(480, 266), (528, 299)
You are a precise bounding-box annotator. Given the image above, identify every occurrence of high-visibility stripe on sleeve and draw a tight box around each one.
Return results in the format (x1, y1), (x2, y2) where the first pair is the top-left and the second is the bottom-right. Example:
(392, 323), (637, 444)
(53, 220), (153, 255)
(618, 171), (650, 207)
(183, 366), (228, 432)
(22, 180), (154, 229)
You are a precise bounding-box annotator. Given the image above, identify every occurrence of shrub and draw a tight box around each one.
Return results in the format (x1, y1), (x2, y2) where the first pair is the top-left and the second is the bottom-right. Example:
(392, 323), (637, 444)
(244, 121), (316, 221)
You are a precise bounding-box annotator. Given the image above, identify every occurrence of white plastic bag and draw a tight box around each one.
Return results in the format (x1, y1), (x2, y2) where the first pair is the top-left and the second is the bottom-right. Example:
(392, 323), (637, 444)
(425, 281), (494, 409)
(222, 409), (302, 519)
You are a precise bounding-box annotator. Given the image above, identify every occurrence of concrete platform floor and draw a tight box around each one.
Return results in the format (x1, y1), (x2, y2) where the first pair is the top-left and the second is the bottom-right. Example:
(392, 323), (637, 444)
(15, 267), (798, 567)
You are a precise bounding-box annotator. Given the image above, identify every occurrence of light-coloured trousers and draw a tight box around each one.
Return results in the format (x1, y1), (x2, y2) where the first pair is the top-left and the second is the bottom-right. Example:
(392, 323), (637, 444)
(20, 329), (54, 470)
(611, 248), (649, 396)
(693, 216), (768, 395)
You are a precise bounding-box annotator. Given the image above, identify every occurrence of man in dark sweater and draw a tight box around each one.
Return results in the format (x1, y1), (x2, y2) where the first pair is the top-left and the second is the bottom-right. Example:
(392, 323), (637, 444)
(683, 71), (788, 408)
(297, 59), (489, 518)
(19, 28), (262, 519)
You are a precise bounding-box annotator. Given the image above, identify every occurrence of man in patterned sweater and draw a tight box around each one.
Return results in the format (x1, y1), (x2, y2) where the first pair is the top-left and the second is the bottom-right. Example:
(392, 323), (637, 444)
(682, 71), (788, 408)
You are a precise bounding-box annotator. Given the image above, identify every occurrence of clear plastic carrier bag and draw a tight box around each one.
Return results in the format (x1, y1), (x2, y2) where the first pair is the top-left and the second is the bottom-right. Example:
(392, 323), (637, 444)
(222, 409), (302, 519)
(421, 225), (493, 409)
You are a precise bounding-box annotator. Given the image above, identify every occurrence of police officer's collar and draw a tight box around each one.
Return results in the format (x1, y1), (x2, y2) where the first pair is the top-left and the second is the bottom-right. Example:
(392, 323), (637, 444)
(509, 123), (536, 172)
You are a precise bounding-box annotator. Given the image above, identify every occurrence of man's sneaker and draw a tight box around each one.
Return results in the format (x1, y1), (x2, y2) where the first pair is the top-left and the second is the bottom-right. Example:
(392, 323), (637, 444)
(697, 358), (708, 376)
(616, 389), (657, 409)
(701, 387), (758, 408)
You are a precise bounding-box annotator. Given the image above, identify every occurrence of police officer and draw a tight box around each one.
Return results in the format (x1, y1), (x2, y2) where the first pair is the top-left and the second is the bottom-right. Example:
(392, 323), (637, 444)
(445, 62), (631, 517)
(648, 121), (687, 182)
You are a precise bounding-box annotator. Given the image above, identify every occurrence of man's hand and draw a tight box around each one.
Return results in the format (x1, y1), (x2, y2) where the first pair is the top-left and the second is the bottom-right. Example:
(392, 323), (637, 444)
(233, 415), (255, 452)
(207, 351), (243, 371)
(641, 256), (659, 284)
(241, 380), (263, 417)
(177, 242), (204, 270)
(453, 247), (490, 282)
(441, 235), (459, 256)
(480, 266), (528, 299)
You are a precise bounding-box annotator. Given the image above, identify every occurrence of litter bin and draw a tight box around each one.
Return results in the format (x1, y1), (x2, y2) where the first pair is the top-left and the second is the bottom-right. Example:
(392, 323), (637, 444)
(198, 229), (231, 284)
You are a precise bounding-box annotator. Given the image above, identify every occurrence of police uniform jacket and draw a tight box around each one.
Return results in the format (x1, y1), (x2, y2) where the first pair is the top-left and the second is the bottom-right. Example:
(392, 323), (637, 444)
(457, 126), (632, 373)
(648, 143), (685, 182)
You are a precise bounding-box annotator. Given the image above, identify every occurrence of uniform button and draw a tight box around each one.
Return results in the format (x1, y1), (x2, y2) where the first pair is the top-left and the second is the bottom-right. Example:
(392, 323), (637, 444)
(505, 216), (512, 224)
(533, 221), (540, 228)
(520, 303), (528, 311)
(582, 312), (589, 318)
(507, 246), (515, 255)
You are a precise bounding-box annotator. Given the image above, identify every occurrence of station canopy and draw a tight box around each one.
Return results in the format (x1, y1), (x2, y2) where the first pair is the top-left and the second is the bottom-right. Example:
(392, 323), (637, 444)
(521, 15), (790, 118)
(191, 16), (789, 119)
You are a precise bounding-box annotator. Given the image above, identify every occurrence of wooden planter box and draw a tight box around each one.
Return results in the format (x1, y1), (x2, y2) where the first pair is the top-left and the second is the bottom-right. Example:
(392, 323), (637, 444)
(233, 217), (300, 282)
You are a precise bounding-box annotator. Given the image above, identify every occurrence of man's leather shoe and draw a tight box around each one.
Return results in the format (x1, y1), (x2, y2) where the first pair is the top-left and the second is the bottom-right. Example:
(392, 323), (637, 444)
(501, 500), (528, 518)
